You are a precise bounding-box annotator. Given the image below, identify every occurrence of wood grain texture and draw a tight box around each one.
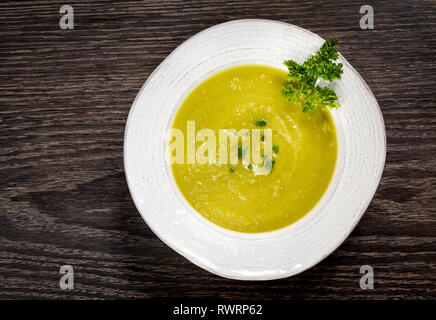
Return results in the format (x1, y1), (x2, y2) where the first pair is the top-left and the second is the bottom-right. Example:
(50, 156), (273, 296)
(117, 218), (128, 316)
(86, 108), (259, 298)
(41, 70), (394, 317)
(0, 0), (435, 299)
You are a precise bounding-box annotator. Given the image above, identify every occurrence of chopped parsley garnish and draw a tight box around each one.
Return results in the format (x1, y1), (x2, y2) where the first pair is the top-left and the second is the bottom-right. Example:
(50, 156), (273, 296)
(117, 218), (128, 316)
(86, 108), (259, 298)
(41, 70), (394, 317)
(253, 119), (267, 127)
(229, 167), (235, 173)
(282, 39), (343, 113)
(272, 145), (279, 153)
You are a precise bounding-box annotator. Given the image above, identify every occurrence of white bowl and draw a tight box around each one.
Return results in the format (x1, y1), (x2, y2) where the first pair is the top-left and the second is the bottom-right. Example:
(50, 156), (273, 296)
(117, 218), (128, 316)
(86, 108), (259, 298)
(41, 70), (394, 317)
(124, 19), (386, 280)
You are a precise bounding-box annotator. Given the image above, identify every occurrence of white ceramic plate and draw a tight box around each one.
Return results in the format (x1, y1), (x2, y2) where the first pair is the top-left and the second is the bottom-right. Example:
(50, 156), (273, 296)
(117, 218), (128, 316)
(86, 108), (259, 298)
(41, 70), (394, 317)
(124, 19), (386, 280)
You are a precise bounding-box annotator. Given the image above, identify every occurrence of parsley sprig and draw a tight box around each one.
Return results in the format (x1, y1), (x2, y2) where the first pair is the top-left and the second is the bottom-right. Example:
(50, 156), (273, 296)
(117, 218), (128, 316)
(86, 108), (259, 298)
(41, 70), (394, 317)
(282, 39), (343, 113)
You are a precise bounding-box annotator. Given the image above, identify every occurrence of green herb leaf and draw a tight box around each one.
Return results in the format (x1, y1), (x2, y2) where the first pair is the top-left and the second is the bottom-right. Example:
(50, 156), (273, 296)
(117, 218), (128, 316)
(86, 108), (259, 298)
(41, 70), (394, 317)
(272, 145), (279, 153)
(229, 167), (235, 173)
(247, 163), (253, 170)
(253, 119), (267, 127)
(282, 39), (343, 113)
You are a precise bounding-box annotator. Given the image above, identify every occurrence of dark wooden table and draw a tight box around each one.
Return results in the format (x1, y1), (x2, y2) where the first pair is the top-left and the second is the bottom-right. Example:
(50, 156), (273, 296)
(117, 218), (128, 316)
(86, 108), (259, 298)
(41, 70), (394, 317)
(0, 0), (435, 300)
